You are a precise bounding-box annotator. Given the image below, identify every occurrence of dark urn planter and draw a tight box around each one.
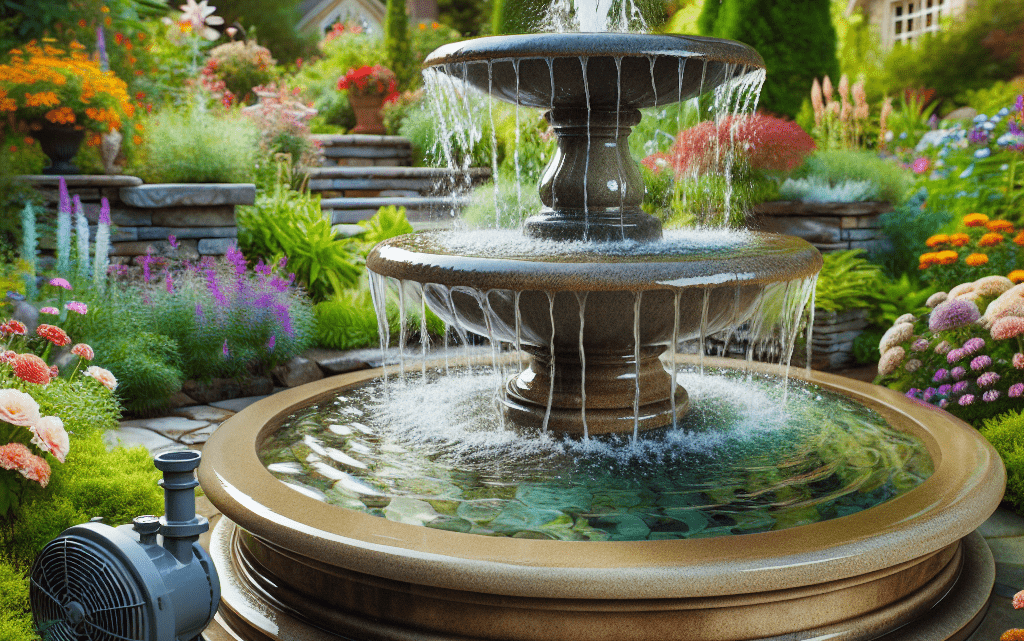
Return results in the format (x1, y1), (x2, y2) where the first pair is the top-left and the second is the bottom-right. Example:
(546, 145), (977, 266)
(348, 93), (387, 135)
(32, 122), (85, 175)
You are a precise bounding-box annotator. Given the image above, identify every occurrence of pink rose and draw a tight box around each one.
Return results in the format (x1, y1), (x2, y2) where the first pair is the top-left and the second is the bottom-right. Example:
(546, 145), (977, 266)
(85, 366), (118, 391)
(31, 416), (69, 463)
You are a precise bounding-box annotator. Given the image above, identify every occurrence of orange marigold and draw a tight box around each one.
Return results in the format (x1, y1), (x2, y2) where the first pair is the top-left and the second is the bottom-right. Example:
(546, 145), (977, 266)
(925, 234), (949, 248)
(979, 232), (1005, 247)
(919, 252), (938, 267)
(964, 213), (990, 227)
(988, 219), (1015, 233)
(949, 233), (971, 247)
(1010, 270), (1024, 284)
(44, 106), (75, 124)
(936, 250), (959, 265)
(966, 253), (989, 267)
(1015, 232), (1024, 247)
(1002, 630), (1024, 641)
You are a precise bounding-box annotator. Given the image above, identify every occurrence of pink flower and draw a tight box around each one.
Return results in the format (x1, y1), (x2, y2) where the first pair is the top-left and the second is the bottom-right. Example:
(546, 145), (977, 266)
(912, 157), (930, 174)
(39, 307), (58, 315)
(85, 366), (117, 391)
(947, 348), (966, 364)
(992, 316), (1024, 340)
(1011, 383), (1024, 398)
(952, 366), (967, 380)
(71, 343), (94, 361)
(929, 299), (981, 331)
(36, 324), (70, 347)
(983, 389), (1001, 403)
(934, 341), (952, 355)
(0, 442), (50, 487)
(1014, 353), (1024, 369)
(0, 389), (41, 426)
(959, 393), (976, 406)
(64, 301), (87, 315)
(48, 277), (71, 290)
(978, 372), (1001, 387)
(31, 416), (69, 463)
(963, 337), (986, 354)
(912, 338), (930, 351)
(1014, 589), (1024, 609)
(971, 355), (993, 371)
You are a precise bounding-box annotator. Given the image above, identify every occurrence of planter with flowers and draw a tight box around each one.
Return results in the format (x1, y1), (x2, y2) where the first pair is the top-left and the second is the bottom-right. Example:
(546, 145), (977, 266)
(337, 65), (400, 135)
(0, 40), (133, 175)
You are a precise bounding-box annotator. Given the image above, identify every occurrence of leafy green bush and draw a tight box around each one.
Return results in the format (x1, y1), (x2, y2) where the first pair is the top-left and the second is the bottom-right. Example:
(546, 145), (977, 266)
(792, 150), (911, 204)
(205, 39), (278, 105)
(0, 560), (32, 641)
(813, 250), (884, 314)
(980, 410), (1024, 513)
(237, 172), (363, 301)
(385, 0), (413, 89)
(872, 190), (950, 278)
(133, 105), (260, 184)
(957, 77), (1024, 118)
(315, 289), (389, 350)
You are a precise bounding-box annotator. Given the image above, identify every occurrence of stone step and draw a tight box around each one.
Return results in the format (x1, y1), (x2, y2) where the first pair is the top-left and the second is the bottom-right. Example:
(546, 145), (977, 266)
(307, 166), (490, 195)
(321, 196), (471, 224)
(312, 134), (413, 167)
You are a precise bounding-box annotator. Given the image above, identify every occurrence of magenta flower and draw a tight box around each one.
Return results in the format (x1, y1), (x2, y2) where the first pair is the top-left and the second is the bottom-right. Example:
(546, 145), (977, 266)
(168, 235), (179, 250)
(933, 368), (949, 382)
(952, 380), (969, 394)
(983, 390), (1001, 403)
(947, 348), (966, 364)
(99, 197), (111, 225)
(222, 339), (229, 357)
(977, 371), (1000, 387)
(912, 338), (930, 352)
(48, 277), (71, 290)
(166, 272), (174, 294)
(267, 334), (276, 351)
(39, 307), (58, 315)
(58, 176), (70, 214)
(65, 301), (87, 315)
(929, 300), (981, 332)
(963, 337), (985, 354)
(1010, 383), (1024, 398)
(906, 388), (920, 398)
(912, 157), (930, 174)
(939, 399), (949, 408)
(938, 384), (953, 395)
(970, 355), (992, 371)
(959, 394), (976, 406)
(951, 366), (967, 380)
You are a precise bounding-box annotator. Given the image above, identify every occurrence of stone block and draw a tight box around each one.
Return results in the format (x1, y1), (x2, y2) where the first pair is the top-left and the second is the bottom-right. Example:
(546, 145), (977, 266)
(89, 225), (138, 242)
(79, 202), (153, 226)
(841, 228), (882, 241)
(850, 240), (881, 251)
(149, 206), (236, 227)
(110, 238), (199, 258)
(198, 237), (236, 255)
(814, 242), (852, 252)
(137, 226), (238, 240)
(755, 216), (841, 244)
(272, 356), (325, 388)
(121, 183), (255, 208)
(302, 348), (371, 375)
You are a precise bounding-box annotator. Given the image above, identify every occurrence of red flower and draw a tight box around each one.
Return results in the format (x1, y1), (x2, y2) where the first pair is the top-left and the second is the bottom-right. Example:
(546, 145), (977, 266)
(1, 319), (26, 335)
(11, 353), (52, 386)
(36, 324), (70, 347)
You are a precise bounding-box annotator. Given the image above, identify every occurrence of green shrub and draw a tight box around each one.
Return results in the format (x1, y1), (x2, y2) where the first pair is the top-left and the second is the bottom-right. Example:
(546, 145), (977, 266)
(133, 105), (259, 184)
(790, 150), (911, 204)
(956, 77), (1024, 118)
(315, 289), (388, 350)
(980, 410), (1024, 513)
(813, 250), (884, 314)
(698, 0), (839, 119)
(872, 190), (950, 278)
(385, 0), (413, 89)
(0, 560), (32, 641)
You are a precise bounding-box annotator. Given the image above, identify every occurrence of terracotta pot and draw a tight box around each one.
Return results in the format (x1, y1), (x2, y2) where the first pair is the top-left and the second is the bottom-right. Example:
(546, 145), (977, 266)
(348, 93), (387, 135)
(32, 122), (85, 175)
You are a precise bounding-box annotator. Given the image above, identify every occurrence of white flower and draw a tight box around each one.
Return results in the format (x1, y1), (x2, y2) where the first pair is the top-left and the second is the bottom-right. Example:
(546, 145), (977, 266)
(85, 366), (118, 391)
(31, 416), (70, 464)
(0, 388), (41, 426)
(179, 0), (224, 40)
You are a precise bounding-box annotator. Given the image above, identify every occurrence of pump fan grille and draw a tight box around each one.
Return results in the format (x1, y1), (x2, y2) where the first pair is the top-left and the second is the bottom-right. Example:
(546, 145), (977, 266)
(30, 535), (150, 641)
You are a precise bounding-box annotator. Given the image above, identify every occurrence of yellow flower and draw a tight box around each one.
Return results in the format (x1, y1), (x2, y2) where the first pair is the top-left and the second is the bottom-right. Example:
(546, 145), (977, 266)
(925, 234), (949, 248)
(936, 250), (959, 265)
(24, 91), (60, 107)
(965, 253), (989, 267)
(1008, 270), (1024, 284)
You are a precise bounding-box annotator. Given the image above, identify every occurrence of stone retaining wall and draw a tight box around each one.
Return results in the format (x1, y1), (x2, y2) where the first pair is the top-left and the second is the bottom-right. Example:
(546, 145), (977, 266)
(21, 175), (255, 262)
(311, 134), (413, 167)
(751, 201), (893, 254)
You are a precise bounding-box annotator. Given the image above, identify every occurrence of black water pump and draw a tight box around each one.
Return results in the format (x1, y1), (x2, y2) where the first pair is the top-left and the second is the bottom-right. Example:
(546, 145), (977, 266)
(29, 450), (220, 641)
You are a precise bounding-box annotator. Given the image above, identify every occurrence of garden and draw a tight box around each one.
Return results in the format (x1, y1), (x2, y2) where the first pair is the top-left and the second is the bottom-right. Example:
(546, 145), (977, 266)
(0, 0), (1024, 637)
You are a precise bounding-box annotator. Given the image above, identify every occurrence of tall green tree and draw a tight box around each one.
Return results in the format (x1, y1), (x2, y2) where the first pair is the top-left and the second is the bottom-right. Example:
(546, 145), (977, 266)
(385, 0), (413, 87)
(696, 0), (839, 118)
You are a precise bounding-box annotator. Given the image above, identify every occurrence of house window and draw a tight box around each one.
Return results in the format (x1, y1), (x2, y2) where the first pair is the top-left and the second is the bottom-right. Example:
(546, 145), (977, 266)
(891, 0), (944, 44)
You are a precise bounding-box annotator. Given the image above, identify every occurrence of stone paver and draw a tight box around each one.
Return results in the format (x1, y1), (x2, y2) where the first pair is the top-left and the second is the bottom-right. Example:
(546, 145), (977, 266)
(209, 394), (272, 413)
(980, 509), (1024, 538)
(171, 405), (237, 423)
(120, 415), (211, 441)
(103, 426), (188, 455)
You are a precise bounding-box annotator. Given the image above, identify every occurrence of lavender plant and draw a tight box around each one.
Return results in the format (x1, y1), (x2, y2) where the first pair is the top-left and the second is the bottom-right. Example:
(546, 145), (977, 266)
(55, 179), (72, 276)
(73, 196), (90, 282)
(92, 199), (111, 290)
(18, 203), (36, 299)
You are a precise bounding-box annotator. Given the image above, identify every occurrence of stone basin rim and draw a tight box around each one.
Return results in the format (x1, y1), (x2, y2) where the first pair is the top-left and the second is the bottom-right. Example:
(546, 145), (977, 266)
(197, 354), (1005, 600)
(367, 231), (823, 292)
(423, 33), (766, 69)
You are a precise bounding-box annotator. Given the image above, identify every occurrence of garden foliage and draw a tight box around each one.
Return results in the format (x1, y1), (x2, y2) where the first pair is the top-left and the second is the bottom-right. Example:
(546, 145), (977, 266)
(812, 250), (884, 314)
(980, 410), (1024, 513)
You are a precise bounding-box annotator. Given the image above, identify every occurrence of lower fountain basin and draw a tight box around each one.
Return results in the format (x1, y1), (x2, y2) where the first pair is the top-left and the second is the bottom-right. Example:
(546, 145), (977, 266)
(199, 356), (1004, 641)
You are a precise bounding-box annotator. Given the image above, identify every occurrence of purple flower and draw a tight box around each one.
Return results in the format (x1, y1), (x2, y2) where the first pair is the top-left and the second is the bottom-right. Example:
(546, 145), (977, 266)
(951, 367), (966, 380)
(96, 25), (109, 70)
(929, 300), (981, 332)
(963, 337), (986, 354)
(166, 272), (174, 294)
(977, 371), (1000, 387)
(970, 355), (992, 371)
(72, 194), (83, 215)
(205, 269), (228, 306)
(1010, 383), (1024, 398)
(938, 384), (953, 395)
(906, 388), (920, 398)
(968, 128), (989, 144)
(923, 387), (937, 401)
(99, 197), (111, 225)
(939, 399), (949, 408)
(167, 235), (179, 250)
(267, 334), (276, 351)
(912, 338), (930, 352)
(225, 246), (247, 277)
(195, 303), (205, 323)
(48, 277), (71, 290)
(65, 301), (87, 315)
(222, 339), (229, 357)
(933, 369), (949, 383)
(58, 177), (70, 214)
(959, 394), (976, 406)
(952, 380), (969, 394)
(140, 254), (154, 284)
(277, 256), (288, 271)
(983, 390), (1001, 403)
(947, 348), (966, 364)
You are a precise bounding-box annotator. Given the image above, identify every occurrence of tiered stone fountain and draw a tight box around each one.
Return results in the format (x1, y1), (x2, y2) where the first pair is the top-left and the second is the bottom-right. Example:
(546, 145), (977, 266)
(199, 31), (1004, 641)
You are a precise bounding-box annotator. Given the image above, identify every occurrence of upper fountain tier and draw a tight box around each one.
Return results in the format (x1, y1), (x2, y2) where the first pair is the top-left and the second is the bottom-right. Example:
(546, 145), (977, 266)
(424, 34), (765, 243)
